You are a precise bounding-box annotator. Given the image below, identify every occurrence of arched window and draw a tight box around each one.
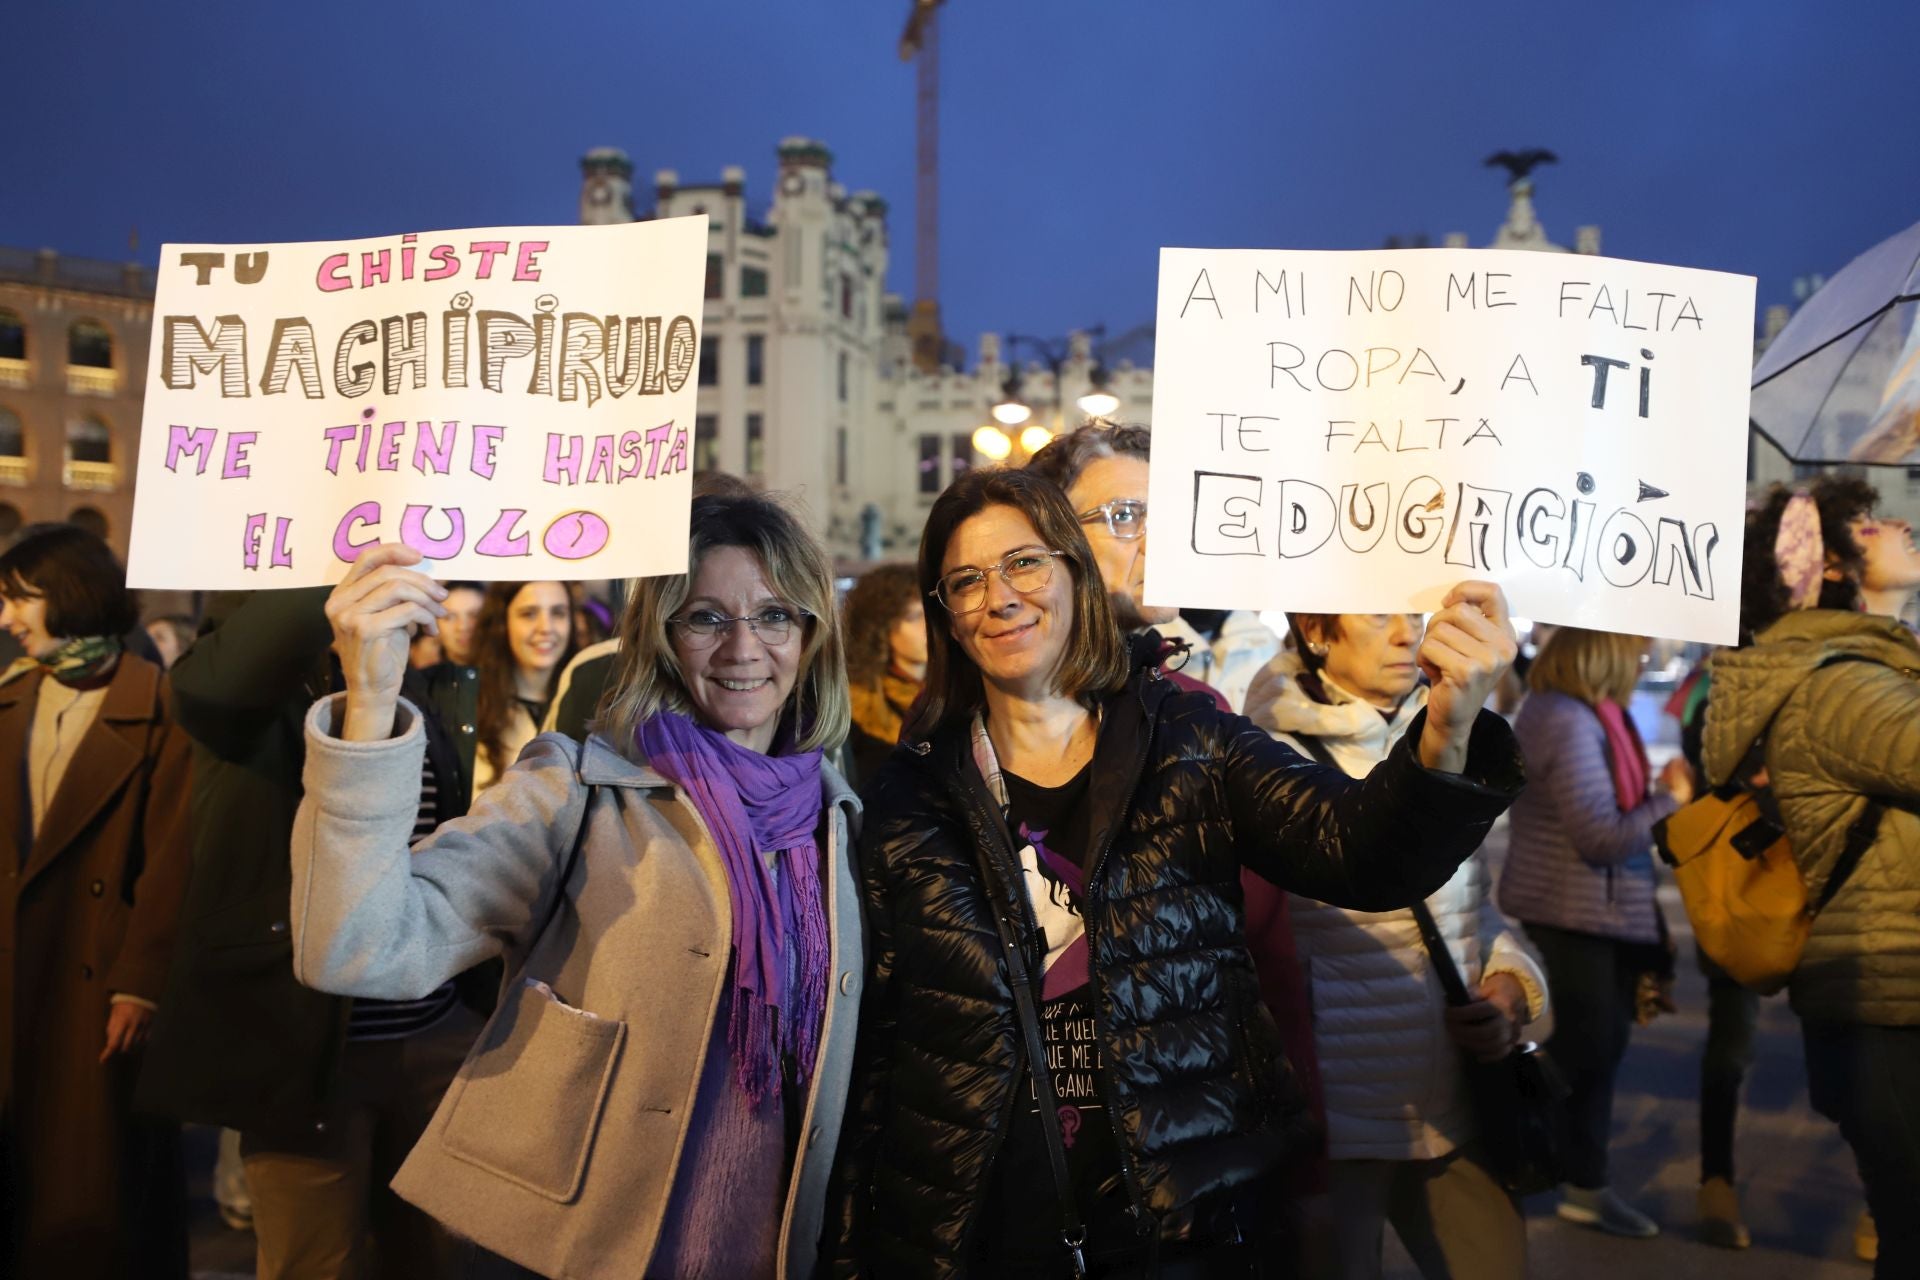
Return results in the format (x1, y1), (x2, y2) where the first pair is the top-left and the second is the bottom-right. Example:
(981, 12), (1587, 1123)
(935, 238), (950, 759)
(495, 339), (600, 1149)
(0, 408), (22, 457)
(0, 310), (24, 361)
(67, 506), (108, 539)
(66, 415), (111, 464)
(68, 319), (113, 369)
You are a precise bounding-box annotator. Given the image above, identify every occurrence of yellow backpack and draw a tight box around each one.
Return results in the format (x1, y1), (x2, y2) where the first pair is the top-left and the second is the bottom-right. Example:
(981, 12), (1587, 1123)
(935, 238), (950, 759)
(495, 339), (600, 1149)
(1655, 657), (1888, 995)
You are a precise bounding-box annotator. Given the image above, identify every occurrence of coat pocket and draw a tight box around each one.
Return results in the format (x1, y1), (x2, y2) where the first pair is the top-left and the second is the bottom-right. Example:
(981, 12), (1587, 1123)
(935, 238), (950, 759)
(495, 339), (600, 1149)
(442, 977), (626, 1203)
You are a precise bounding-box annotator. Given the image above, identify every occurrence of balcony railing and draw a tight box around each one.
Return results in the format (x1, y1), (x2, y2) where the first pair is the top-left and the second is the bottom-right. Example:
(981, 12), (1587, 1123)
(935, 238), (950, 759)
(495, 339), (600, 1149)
(0, 457), (28, 486)
(67, 365), (119, 396)
(0, 358), (28, 389)
(63, 459), (118, 491)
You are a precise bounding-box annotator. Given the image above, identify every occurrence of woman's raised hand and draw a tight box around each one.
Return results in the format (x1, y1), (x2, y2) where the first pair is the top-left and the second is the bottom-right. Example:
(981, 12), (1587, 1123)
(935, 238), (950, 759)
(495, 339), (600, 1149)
(325, 543), (448, 741)
(1416, 580), (1518, 773)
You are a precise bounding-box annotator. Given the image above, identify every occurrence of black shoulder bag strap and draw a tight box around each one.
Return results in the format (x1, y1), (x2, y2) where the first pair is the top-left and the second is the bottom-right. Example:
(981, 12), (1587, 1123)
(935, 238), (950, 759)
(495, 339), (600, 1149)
(1292, 731), (1474, 1002)
(1288, 730), (1339, 770)
(970, 822), (1088, 1277)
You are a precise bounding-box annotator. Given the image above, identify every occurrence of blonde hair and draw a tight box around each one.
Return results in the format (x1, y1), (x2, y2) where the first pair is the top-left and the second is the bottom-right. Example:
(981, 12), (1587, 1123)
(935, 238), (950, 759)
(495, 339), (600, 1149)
(1527, 626), (1645, 707)
(597, 491), (849, 753)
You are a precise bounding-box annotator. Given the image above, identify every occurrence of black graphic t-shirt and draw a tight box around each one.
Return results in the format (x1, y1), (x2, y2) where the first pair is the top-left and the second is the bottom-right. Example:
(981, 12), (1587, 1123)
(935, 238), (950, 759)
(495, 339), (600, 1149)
(978, 763), (1134, 1267)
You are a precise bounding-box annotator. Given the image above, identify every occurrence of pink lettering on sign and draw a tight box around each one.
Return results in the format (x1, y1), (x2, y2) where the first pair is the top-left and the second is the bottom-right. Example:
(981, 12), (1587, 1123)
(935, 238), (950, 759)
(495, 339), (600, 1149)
(399, 505), (465, 558)
(165, 425), (218, 474)
(470, 425), (504, 479)
(244, 513), (294, 570)
(222, 432), (257, 479)
(476, 510), (531, 557)
(513, 240), (548, 281)
(543, 511), (610, 561)
(333, 501), (381, 563)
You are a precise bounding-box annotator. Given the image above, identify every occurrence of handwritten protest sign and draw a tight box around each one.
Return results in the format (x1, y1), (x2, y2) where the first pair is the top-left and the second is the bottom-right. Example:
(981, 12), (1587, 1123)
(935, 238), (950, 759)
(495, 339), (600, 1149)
(1143, 248), (1757, 644)
(126, 217), (707, 589)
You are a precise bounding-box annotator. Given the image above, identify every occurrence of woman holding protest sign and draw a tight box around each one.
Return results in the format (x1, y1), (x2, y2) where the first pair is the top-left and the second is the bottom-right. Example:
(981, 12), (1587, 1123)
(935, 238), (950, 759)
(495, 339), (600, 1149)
(1701, 479), (1920, 1278)
(468, 579), (581, 793)
(830, 465), (1524, 1277)
(287, 486), (864, 1279)
(0, 523), (193, 1280)
(1243, 611), (1549, 1279)
(1498, 627), (1689, 1240)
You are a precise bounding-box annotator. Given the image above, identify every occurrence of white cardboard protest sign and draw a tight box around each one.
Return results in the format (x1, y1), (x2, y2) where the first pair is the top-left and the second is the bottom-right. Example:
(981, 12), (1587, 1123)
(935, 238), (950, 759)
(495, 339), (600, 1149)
(1144, 248), (1756, 644)
(127, 217), (707, 589)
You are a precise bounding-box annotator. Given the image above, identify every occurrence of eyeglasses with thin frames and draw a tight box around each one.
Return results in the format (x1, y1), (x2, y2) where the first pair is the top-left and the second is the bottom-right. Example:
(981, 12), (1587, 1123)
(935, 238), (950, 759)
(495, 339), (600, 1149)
(1076, 498), (1146, 541)
(930, 547), (1067, 615)
(667, 605), (813, 648)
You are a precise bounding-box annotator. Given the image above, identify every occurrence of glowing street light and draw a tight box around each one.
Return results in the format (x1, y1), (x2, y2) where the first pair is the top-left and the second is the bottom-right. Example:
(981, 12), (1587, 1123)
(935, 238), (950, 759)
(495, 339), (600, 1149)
(990, 373), (1032, 426)
(1019, 425), (1055, 455)
(972, 424), (1014, 460)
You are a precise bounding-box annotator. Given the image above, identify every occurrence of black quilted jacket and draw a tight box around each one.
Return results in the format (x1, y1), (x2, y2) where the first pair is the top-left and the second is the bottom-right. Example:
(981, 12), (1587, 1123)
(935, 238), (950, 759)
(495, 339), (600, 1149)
(831, 655), (1524, 1276)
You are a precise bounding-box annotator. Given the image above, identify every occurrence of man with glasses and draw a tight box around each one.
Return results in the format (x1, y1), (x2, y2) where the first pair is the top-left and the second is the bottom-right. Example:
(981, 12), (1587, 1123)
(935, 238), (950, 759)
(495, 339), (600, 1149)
(1026, 420), (1279, 714)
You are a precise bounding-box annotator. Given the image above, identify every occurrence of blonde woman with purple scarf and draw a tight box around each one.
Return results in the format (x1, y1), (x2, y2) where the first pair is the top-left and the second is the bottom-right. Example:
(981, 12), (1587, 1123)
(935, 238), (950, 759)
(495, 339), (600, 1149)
(289, 488), (860, 1280)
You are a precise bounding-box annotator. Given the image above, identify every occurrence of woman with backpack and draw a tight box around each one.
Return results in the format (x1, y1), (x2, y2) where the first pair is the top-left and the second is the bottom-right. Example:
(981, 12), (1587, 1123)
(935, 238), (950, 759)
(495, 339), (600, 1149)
(1497, 626), (1694, 1239)
(1702, 478), (1920, 1279)
(1245, 611), (1550, 1280)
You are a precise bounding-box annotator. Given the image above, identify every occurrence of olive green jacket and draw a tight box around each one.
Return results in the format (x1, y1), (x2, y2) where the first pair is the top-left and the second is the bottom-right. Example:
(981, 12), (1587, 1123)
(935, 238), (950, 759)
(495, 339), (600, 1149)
(1703, 610), (1920, 1025)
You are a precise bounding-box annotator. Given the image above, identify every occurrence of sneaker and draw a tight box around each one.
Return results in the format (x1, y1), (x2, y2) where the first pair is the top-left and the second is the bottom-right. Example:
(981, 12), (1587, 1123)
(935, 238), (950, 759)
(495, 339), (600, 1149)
(1855, 1210), (1877, 1263)
(1696, 1177), (1750, 1249)
(1556, 1184), (1660, 1238)
(217, 1201), (254, 1232)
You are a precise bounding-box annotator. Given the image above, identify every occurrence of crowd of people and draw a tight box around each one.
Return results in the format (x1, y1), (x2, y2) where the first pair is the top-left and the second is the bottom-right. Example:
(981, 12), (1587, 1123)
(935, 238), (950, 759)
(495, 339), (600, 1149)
(2, 424), (1917, 1279)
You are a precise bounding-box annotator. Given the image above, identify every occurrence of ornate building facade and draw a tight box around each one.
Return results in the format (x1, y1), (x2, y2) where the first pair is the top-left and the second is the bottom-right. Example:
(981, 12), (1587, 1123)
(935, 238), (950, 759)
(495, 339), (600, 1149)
(0, 248), (154, 551)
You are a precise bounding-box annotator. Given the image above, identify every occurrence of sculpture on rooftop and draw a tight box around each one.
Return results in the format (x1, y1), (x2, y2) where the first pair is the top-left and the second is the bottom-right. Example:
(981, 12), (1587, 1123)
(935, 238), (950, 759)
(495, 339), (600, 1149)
(1484, 149), (1559, 183)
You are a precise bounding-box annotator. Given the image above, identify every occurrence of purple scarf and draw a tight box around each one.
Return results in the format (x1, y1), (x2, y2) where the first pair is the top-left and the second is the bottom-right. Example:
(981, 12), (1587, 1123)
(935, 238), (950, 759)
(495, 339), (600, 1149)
(636, 711), (830, 1106)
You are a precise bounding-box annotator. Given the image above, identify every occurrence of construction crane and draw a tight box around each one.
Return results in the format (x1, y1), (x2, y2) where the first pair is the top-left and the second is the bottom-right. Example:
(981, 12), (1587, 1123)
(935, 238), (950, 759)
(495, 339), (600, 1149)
(900, 0), (947, 374)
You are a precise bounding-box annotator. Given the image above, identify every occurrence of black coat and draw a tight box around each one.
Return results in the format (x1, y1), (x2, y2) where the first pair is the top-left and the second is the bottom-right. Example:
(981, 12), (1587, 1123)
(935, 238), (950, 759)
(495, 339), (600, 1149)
(832, 656), (1523, 1275)
(135, 588), (473, 1139)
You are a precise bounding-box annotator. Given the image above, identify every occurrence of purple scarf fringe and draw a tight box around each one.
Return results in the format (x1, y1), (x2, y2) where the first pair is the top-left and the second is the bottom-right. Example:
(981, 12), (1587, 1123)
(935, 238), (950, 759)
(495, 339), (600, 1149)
(636, 711), (830, 1106)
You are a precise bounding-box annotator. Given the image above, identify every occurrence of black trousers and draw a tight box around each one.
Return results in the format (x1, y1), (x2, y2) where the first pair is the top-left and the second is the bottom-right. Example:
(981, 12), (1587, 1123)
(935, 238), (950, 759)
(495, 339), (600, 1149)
(1696, 946), (1759, 1183)
(1523, 924), (1640, 1190)
(1803, 1020), (1920, 1280)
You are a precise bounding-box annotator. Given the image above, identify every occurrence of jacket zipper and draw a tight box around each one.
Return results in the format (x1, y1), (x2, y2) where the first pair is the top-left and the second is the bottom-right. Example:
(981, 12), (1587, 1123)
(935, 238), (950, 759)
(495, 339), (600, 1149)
(1081, 686), (1157, 1228)
(953, 779), (1047, 1259)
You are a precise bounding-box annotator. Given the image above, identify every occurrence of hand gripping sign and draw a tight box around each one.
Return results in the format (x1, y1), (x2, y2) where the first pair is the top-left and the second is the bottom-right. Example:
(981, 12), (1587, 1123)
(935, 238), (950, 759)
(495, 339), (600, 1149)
(1143, 248), (1756, 644)
(127, 217), (707, 589)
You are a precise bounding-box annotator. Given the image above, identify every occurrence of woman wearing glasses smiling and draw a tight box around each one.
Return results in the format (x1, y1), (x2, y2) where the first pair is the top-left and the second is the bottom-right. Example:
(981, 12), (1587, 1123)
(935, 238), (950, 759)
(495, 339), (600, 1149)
(831, 466), (1527, 1278)
(287, 489), (863, 1279)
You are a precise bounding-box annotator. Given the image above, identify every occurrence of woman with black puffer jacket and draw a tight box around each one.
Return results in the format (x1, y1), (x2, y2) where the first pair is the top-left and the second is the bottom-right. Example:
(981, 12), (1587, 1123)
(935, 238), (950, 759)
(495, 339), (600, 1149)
(830, 467), (1525, 1279)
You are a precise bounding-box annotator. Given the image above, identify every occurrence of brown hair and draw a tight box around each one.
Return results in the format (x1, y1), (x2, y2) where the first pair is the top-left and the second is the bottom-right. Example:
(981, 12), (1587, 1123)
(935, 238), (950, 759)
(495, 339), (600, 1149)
(0, 522), (137, 638)
(1527, 626), (1645, 707)
(1284, 612), (1343, 677)
(911, 466), (1128, 738)
(475, 581), (583, 775)
(1024, 418), (1152, 494)
(842, 562), (921, 687)
(1739, 476), (1876, 641)
(598, 490), (849, 753)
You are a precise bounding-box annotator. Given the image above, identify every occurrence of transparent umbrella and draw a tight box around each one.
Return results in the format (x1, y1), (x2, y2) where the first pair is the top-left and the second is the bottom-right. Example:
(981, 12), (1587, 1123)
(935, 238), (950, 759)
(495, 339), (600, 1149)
(1750, 218), (1920, 465)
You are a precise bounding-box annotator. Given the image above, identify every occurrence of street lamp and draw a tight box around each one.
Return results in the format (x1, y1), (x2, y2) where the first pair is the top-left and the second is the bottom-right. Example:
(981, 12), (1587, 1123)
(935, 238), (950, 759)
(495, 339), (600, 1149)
(1077, 363), (1120, 418)
(990, 372), (1032, 426)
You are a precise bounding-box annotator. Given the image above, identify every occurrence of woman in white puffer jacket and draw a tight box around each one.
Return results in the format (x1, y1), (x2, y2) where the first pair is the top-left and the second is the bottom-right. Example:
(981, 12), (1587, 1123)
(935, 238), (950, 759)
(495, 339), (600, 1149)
(1246, 612), (1551, 1280)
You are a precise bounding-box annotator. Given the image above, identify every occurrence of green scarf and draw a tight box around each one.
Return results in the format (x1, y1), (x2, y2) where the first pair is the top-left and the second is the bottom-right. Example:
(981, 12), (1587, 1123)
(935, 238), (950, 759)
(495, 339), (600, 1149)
(1, 633), (123, 689)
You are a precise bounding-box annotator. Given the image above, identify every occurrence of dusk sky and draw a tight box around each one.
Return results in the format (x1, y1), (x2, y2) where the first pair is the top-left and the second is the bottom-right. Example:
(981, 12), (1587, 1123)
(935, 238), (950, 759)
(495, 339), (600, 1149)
(8, 0), (1920, 363)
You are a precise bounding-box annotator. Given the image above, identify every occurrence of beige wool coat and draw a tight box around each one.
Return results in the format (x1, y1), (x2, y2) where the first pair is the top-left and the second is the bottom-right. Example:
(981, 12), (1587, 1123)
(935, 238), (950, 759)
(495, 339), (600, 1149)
(290, 695), (864, 1280)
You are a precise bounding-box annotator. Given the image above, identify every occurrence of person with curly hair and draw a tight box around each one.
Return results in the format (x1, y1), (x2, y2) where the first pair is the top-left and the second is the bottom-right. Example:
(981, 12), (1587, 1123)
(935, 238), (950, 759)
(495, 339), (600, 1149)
(470, 581), (583, 793)
(1703, 476), (1920, 1276)
(841, 563), (926, 789)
